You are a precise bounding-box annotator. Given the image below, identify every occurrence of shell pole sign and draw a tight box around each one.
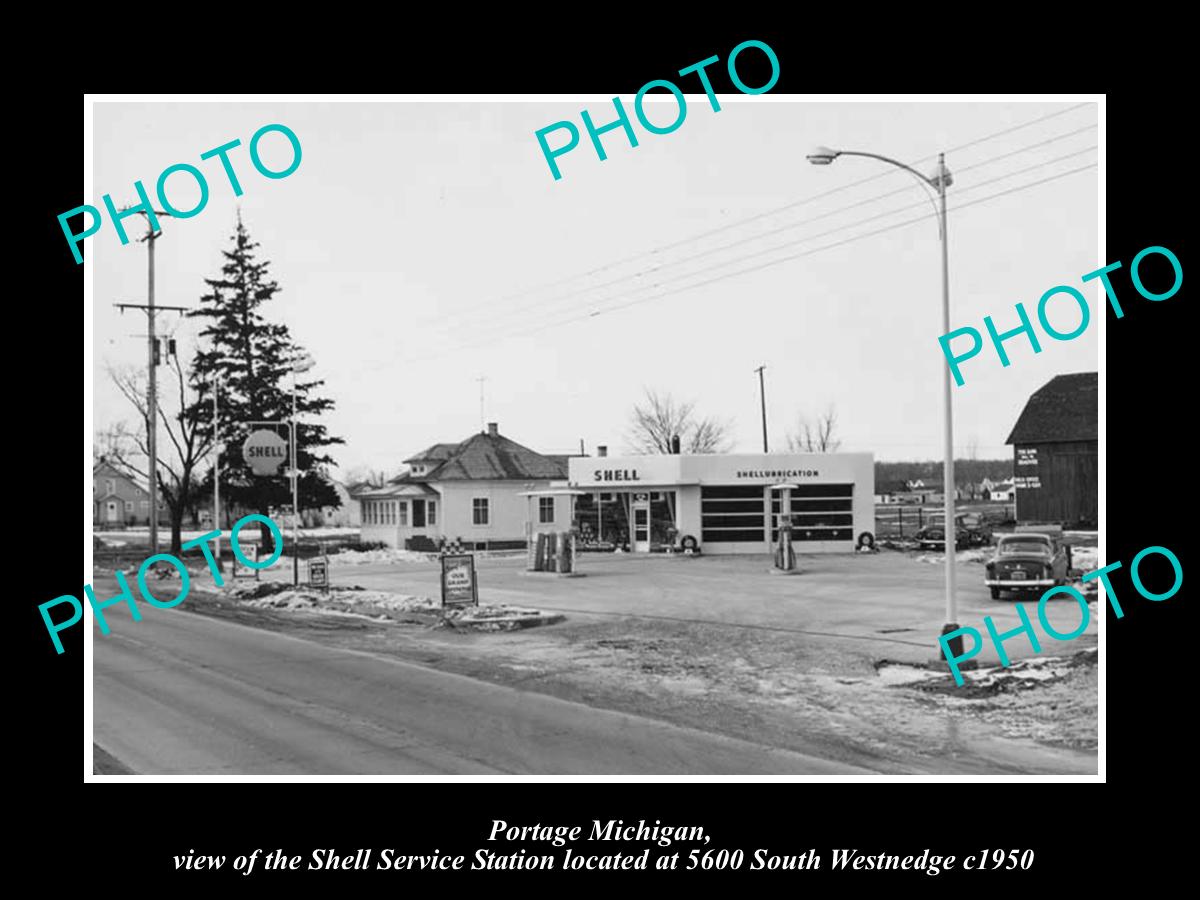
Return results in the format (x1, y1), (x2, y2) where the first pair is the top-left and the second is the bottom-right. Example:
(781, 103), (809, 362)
(243, 429), (290, 476)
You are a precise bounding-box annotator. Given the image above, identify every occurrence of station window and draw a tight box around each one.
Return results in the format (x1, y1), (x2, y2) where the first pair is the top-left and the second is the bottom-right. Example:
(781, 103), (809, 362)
(539, 496), (555, 524)
(473, 498), (489, 526)
(124, 500), (134, 512)
(428, 500), (437, 525)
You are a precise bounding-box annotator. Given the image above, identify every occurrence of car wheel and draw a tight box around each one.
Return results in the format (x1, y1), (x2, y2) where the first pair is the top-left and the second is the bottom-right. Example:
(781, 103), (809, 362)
(990, 587), (1000, 600)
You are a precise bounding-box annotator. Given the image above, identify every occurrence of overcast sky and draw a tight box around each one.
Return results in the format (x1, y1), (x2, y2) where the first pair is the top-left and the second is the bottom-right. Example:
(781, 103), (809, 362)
(90, 98), (1098, 478)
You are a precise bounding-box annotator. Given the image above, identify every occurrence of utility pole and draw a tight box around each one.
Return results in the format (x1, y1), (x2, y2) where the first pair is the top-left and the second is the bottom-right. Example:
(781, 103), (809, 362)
(755, 365), (769, 453)
(114, 207), (173, 554)
(116, 299), (187, 549)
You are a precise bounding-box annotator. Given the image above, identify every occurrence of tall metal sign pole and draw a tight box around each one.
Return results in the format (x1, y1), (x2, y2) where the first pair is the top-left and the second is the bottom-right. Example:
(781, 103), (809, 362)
(291, 354), (316, 586)
(212, 373), (221, 563)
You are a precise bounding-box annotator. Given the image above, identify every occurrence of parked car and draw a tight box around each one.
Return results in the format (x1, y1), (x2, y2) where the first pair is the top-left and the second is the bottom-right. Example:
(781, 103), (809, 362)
(984, 526), (1072, 599)
(915, 514), (969, 550)
(958, 512), (993, 546)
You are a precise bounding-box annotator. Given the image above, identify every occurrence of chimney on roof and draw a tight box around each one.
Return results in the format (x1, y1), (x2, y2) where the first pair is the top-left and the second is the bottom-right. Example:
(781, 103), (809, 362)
(487, 422), (499, 437)
(597, 445), (608, 457)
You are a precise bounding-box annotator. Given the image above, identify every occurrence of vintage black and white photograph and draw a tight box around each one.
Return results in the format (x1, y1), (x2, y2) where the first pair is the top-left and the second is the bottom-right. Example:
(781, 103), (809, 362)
(86, 95), (1100, 775)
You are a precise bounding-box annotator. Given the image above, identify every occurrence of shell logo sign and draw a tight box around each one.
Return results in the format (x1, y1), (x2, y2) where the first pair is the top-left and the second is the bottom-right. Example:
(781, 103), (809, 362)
(242, 429), (289, 476)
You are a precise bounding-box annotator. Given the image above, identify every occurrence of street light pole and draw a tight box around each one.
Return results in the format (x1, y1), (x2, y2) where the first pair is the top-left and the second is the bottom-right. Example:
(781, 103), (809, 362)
(806, 146), (961, 656)
(935, 152), (959, 655)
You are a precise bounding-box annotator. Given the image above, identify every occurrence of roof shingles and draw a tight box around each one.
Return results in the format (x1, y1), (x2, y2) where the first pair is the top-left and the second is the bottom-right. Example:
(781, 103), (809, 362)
(428, 432), (567, 480)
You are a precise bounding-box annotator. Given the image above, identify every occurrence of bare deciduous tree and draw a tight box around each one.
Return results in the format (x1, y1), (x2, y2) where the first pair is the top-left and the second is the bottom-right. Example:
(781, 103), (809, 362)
(344, 465), (391, 488)
(786, 406), (842, 453)
(627, 389), (732, 454)
(105, 352), (214, 555)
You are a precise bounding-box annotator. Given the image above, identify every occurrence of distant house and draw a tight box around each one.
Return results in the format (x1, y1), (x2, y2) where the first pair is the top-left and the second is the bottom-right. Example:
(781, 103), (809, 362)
(351, 423), (570, 550)
(988, 479), (1016, 502)
(875, 481), (908, 504)
(301, 478), (361, 528)
(92, 460), (166, 527)
(1006, 372), (1098, 526)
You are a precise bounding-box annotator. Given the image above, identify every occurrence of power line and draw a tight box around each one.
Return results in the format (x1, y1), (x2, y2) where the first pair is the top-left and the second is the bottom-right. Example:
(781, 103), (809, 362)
(416, 123), (1098, 344)
(580, 162), (1099, 324)
(403, 162), (1098, 366)
(405, 148), (1099, 355)
(414, 103), (1093, 331)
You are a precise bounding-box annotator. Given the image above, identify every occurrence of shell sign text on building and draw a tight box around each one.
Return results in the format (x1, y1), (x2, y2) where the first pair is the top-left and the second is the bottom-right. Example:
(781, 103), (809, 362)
(243, 429), (289, 476)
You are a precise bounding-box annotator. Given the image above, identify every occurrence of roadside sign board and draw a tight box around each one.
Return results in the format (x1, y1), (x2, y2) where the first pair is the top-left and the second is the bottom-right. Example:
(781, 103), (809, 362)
(233, 543), (260, 579)
(308, 557), (328, 589)
(441, 553), (478, 607)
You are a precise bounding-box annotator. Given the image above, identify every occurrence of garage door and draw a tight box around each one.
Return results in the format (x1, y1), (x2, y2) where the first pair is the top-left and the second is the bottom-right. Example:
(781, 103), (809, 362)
(701, 485), (765, 543)
(771, 484), (854, 542)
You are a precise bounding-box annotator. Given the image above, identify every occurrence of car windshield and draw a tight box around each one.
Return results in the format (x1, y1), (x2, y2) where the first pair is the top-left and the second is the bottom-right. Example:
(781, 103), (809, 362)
(999, 539), (1050, 555)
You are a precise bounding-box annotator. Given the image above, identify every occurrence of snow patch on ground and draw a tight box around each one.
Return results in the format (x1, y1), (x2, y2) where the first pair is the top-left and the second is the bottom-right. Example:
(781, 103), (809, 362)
(913, 548), (991, 566)
(328, 547), (527, 566)
(912, 545), (1101, 573)
(224, 582), (552, 631)
(1071, 546), (1099, 572)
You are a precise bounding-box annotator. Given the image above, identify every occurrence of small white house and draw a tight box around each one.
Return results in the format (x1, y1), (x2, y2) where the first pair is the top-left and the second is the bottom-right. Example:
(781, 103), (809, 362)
(989, 479), (1016, 502)
(352, 423), (571, 550)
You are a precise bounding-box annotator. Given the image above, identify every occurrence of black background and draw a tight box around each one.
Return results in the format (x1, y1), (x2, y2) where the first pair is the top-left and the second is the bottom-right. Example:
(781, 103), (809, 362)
(20, 20), (1188, 887)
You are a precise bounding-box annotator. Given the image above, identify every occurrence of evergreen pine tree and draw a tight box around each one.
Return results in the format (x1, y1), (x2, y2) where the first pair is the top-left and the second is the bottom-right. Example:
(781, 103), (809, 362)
(187, 214), (343, 551)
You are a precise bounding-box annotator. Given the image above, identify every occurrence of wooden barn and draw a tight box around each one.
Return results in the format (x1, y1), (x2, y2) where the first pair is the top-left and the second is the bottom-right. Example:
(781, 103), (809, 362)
(1005, 372), (1098, 527)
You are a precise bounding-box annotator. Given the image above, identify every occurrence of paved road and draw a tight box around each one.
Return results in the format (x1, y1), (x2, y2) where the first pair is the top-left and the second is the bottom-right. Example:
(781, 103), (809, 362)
(94, 605), (873, 775)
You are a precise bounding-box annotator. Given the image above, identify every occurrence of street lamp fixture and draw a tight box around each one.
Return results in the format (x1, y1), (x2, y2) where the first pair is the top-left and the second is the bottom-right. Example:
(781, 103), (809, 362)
(805, 146), (841, 165)
(806, 145), (964, 664)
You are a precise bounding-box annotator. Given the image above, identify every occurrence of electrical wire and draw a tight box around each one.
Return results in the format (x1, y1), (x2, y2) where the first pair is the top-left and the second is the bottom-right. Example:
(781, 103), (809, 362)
(411, 103), (1094, 330)
(389, 161), (1099, 370)
(399, 156), (1097, 363)
(416, 123), (1098, 342)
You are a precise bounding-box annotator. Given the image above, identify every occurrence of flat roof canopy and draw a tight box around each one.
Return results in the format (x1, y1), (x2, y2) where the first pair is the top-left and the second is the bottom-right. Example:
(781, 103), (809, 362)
(567, 481), (700, 489)
(518, 489), (589, 497)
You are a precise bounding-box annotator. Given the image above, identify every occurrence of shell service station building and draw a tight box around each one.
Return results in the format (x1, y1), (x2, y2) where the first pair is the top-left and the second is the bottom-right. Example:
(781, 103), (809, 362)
(566, 451), (875, 555)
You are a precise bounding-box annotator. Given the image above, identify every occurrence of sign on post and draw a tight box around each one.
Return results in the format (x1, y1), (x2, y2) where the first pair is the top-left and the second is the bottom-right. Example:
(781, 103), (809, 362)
(233, 543), (260, 580)
(440, 553), (478, 608)
(308, 557), (328, 590)
(243, 429), (289, 476)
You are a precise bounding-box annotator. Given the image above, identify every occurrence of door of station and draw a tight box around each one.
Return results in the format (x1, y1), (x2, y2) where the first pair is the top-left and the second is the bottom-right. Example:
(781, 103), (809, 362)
(632, 494), (651, 553)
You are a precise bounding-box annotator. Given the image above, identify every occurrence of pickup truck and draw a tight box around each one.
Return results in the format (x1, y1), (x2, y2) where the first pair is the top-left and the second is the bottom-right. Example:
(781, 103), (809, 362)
(984, 525), (1072, 599)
